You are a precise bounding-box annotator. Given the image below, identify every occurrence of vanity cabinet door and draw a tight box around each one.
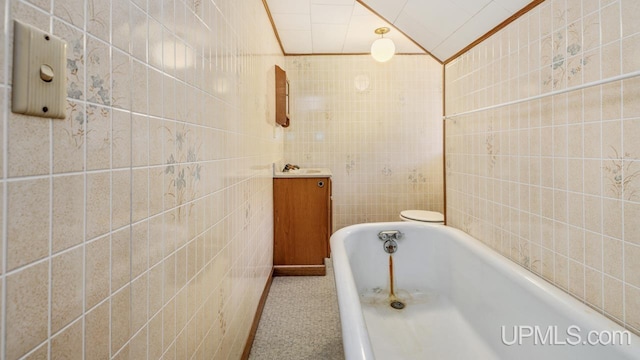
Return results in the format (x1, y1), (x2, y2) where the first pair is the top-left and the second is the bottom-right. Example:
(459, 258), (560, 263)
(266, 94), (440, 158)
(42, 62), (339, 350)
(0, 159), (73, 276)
(273, 178), (330, 267)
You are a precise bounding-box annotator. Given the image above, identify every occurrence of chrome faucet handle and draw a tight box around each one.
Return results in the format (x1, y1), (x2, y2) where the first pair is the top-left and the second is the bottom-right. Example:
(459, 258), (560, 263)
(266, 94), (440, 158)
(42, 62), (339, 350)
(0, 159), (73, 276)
(378, 230), (403, 241)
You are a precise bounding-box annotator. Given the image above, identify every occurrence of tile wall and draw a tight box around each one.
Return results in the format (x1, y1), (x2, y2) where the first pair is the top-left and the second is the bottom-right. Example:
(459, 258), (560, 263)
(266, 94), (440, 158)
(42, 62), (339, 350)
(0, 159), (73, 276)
(284, 55), (444, 230)
(445, 0), (640, 334)
(0, 0), (283, 359)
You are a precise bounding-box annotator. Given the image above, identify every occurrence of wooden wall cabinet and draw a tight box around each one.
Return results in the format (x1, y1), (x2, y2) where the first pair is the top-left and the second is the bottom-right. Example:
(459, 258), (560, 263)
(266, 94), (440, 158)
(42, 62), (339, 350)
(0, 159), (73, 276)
(275, 65), (289, 127)
(273, 177), (332, 276)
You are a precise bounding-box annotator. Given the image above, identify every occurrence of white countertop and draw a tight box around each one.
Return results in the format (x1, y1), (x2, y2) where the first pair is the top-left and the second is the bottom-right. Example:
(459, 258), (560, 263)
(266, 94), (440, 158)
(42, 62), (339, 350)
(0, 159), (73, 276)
(273, 168), (332, 178)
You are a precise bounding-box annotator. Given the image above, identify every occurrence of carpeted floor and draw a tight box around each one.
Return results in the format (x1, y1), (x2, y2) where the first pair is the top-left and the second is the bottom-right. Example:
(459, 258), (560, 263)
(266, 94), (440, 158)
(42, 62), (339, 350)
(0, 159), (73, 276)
(248, 260), (345, 360)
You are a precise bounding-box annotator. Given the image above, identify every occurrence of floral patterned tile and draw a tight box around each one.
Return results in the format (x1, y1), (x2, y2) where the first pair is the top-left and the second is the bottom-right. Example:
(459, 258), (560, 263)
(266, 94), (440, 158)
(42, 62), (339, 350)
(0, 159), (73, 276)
(53, 100), (85, 174)
(86, 105), (111, 170)
(112, 49), (132, 110)
(53, 0), (83, 28)
(54, 20), (85, 101)
(86, 36), (111, 106)
(87, 0), (110, 42)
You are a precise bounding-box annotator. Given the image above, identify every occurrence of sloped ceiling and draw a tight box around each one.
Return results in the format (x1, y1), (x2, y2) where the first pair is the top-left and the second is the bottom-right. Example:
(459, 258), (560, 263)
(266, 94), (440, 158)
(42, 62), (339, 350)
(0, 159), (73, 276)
(264, 0), (535, 62)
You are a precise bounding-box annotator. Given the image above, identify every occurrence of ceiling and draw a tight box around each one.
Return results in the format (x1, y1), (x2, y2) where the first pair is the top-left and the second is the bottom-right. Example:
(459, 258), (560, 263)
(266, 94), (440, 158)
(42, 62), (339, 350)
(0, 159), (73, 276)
(263, 0), (534, 62)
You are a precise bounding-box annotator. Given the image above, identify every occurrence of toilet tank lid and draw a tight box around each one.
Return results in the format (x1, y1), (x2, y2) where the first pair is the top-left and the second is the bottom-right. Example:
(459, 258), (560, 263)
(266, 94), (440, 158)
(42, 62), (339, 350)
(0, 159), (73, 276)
(401, 210), (444, 222)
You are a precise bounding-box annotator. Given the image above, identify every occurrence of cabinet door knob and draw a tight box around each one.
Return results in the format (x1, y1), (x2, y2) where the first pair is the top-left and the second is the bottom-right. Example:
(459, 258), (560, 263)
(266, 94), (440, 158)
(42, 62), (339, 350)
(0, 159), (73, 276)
(317, 180), (324, 188)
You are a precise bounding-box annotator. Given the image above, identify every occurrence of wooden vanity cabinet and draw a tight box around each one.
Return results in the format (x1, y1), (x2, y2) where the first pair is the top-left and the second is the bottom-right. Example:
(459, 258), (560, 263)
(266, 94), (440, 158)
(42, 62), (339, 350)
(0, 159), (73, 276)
(273, 177), (332, 276)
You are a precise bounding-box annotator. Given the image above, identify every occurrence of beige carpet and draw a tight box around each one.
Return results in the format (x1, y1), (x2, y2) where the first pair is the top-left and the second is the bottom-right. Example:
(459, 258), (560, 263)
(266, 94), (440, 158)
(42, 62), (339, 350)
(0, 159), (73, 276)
(249, 260), (345, 360)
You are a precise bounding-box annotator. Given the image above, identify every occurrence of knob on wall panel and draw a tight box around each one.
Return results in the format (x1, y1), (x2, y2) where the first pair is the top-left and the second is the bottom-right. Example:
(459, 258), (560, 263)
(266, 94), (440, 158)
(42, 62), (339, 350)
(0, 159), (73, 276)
(12, 20), (67, 119)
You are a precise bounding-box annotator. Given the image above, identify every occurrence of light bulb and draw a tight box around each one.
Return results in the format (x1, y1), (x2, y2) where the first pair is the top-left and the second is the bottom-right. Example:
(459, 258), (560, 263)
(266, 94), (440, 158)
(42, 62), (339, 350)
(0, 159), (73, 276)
(371, 37), (395, 62)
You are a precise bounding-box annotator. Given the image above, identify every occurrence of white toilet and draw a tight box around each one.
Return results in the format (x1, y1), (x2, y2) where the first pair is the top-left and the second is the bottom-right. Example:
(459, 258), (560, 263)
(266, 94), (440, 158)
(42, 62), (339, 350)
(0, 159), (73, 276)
(399, 210), (445, 224)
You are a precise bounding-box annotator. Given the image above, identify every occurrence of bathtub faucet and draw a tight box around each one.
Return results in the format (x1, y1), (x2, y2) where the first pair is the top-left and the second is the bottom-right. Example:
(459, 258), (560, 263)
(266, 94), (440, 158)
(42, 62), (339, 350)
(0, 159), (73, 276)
(378, 230), (403, 254)
(378, 230), (403, 241)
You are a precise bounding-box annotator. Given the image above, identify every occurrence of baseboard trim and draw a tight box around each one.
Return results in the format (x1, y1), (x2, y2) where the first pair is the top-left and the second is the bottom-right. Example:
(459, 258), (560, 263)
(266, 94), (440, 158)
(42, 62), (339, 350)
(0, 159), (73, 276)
(273, 264), (326, 276)
(241, 267), (275, 360)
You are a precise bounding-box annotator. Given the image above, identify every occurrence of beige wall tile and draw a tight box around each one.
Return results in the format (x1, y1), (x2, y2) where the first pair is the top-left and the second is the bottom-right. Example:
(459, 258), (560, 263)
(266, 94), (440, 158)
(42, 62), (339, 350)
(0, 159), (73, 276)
(52, 174), (84, 253)
(176, 288), (188, 336)
(131, 59), (148, 114)
(131, 273), (148, 334)
(584, 195), (602, 233)
(111, 227), (131, 293)
(603, 275), (624, 321)
(112, 109), (132, 169)
(51, 247), (83, 333)
(602, 41), (621, 79)
(624, 201), (640, 245)
(112, 169), (131, 230)
(6, 261), (48, 360)
(163, 298), (176, 352)
(21, 343), (47, 360)
(85, 300), (110, 360)
(603, 199), (623, 240)
(621, 0), (640, 37)
(112, 344), (129, 360)
(568, 259), (585, 299)
(603, 236), (623, 279)
(164, 253), (177, 303)
(86, 235), (110, 309)
(86, 105), (111, 170)
(149, 118), (163, 166)
(176, 246), (187, 291)
(86, 171), (110, 240)
(601, 2), (621, 44)
(51, 319), (83, 360)
(623, 118), (640, 159)
(111, 285), (131, 354)
(626, 284), (640, 330)
(149, 167), (164, 216)
(148, 215), (164, 267)
(132, 114), (149, 167)
(7, 179), (49, 270)
(132, 220), (148, 278)
(583, 159), (602, 196)
(554, 254), (569, 290)
(623, 78), (640, 119)
(624, 242), (640, 288)
(148, 263), (164, 317)
(148, 312), (164, 360)
(8, 114), (49, 177)
(132, 168), (149, 222)
(130, 327), (147, 360)
(585, 267), (603, 309)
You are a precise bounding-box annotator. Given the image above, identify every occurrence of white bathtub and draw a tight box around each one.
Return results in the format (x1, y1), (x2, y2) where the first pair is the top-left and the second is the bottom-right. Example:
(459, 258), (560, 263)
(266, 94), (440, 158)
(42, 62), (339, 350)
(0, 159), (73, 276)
(330, 222), (640, 360)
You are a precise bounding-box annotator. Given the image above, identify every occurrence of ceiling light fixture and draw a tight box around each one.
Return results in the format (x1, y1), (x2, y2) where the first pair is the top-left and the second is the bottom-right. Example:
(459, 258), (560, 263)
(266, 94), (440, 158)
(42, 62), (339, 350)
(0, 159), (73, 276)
(371, 27), (395, 63)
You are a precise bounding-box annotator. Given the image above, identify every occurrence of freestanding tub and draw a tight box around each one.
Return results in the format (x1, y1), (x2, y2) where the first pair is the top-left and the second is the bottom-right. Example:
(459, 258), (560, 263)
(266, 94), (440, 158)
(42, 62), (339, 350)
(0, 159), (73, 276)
(330, 222), (640, 360)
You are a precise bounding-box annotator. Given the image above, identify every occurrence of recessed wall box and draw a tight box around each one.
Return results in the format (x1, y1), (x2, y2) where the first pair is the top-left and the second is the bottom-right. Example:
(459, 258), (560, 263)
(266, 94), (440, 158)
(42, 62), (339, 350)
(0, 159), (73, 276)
(12, 20), (67, 119)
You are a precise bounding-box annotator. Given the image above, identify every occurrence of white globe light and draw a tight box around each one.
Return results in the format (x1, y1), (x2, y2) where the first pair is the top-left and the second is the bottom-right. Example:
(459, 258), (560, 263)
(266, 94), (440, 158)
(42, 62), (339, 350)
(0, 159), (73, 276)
(371, 37), (395, 62)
